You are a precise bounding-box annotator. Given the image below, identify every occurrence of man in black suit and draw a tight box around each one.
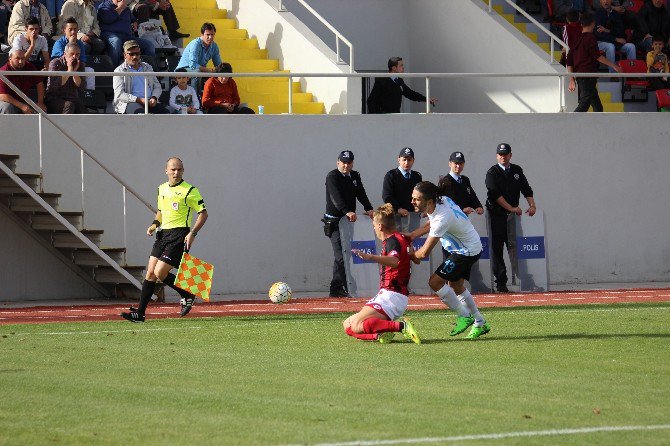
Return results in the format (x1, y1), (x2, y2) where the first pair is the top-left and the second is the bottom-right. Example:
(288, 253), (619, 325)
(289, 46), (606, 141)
(324, 150), (374, 297)
(367, 56), (437, 113)
(440, 151), (484, 216)
(382, 147), (422, 217)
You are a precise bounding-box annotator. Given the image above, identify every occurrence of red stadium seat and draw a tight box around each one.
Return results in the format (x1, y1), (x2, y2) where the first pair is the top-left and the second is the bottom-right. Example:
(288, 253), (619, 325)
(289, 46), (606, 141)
(627, 0), (645, 13)
(656, 89), (670, 111)
(619, 59), (650, 102)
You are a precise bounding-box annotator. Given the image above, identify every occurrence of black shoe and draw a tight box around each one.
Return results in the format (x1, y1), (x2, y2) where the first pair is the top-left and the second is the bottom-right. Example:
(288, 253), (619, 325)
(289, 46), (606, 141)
(496, 284), (510, 293)
(330, 289), (351, 298)
(179, 296), (195, 317)
(121, 311), (145, 323)
(169, 31), (190, 40)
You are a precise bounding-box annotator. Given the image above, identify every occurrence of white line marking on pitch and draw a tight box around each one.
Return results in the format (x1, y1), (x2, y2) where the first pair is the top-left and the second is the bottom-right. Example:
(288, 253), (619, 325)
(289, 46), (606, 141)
(4, 327), (203, 336)
(299, 424), (670, 446)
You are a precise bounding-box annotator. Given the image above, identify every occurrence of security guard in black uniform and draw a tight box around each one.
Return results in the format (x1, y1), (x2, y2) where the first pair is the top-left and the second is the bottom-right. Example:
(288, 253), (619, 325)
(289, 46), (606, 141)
(485, 143), (536, 293)
(439, 151), (483, 216)
(382, 147), (422, 217)
(324, 150), (374, 297)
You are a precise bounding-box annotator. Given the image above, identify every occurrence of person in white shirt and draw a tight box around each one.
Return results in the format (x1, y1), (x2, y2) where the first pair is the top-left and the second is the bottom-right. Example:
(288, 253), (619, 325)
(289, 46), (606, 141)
(169, 68), (202, 114)
(11, 15), (49, 69)
(407, 180), (491, 339)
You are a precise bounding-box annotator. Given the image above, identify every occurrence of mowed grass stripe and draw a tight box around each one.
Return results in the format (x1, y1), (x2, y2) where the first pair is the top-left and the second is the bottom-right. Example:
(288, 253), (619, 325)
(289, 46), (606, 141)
(1, 303), (668, 445)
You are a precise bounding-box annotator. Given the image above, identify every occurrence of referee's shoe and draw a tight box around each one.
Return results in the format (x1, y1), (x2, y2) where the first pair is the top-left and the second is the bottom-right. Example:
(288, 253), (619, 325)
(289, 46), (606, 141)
(121, 310), (145, 323)
(180, 296), (196, 317)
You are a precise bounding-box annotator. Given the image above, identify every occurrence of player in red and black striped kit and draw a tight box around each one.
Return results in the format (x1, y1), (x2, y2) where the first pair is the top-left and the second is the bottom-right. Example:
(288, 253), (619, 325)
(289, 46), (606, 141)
(343, 203), (421, 344)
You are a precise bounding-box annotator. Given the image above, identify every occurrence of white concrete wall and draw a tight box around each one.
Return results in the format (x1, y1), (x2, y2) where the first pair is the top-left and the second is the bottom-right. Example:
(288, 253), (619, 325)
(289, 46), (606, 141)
(218, 0), (359, 114)
(1, 114), (669, 299)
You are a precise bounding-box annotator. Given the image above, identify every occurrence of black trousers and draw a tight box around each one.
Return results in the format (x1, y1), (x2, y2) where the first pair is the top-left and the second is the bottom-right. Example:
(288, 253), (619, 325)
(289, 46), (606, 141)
(328, 227), (346, 293)
(134, 5), (181, 34)
(207, 105), (255, 114)
(574, 77), (603, 112)
(490, 211), (511, 287)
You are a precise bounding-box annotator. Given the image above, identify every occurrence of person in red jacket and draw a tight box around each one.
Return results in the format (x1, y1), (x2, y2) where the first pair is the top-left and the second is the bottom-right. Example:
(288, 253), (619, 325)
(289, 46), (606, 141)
(201, 62), (254, 114)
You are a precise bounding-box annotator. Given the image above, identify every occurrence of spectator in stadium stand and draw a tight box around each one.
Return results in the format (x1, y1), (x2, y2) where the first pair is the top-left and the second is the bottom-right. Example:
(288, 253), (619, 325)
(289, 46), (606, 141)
(366, 56), (437, 113)
(201, 62), (254, 114)
(567, 12), (622, 112)
(45, 42), (87, 113)
(112, 39), (168, 113)
(128, 0), (188, 42)
(381, 147), (422, 218)
(175, 22), (221, 91)
(11, 15), (49, 69)
(7, 0), (52, 44)
(646, 34), (670, 90)
(635, 0), (670, 54)
(594, 0), (636, 73)
(97, 0), (155, 65)
(484, 143), (536, 293)
(1, 0), (15, 45)
(560, 10), (582, 67)
(51, 16), (87, 62)
(58, 0), (106, 55)
(0, 47), (46, 113)
(323, 150), (374, 298)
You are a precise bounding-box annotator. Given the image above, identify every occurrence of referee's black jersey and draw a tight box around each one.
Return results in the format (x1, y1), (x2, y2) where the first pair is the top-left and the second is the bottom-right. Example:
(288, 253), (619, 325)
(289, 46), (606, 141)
(382, 168), (422, 212)
(442, 173), (482, 211)
(485, 163), (533, 213)
(325, 169), (373, 218)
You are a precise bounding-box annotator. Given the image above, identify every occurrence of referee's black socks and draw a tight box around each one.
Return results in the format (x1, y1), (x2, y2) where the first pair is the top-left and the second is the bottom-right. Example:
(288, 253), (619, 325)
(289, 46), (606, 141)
(163, 272), (195, 300)
(138, 280), (156, 316)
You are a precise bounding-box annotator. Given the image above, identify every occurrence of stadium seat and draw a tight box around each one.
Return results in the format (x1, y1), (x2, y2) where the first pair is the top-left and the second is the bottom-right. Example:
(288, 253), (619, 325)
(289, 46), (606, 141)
(80, 89), (107, 113)
(140, 55), (160, 72)
(619, 59), (649, 102)
(656, 89), (670, 111)
(166, 55), (181, 72)
(0, 52), (8, 67)
(628, 0), (644, 13)
(87, 54), (115, 100)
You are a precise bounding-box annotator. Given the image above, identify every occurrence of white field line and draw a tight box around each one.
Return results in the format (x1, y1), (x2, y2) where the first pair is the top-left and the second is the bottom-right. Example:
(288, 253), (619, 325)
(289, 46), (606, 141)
(298, 424), (670, 446)
(3, 327), (203, 336)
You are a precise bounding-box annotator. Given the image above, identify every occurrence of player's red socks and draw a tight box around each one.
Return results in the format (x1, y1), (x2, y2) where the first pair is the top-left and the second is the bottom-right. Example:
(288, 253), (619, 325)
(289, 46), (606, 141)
(345, 326), (377, 341)
(362, 318), (401, 334)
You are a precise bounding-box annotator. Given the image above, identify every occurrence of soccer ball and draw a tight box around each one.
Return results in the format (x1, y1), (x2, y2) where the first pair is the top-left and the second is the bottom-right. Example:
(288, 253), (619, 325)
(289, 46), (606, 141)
(268, 282), (292, 304)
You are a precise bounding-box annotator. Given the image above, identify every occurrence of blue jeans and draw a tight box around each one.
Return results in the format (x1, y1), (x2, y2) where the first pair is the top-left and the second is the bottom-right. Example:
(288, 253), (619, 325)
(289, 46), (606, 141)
(100, 32), (155, 65)
(38, 0), (66, 17)
(598, 41), (636, 73)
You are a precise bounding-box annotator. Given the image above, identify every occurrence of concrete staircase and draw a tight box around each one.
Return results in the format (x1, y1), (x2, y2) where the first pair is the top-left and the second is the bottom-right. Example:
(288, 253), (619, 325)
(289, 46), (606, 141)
(0, 153), (146, 298)
(171, 0), (325, 114)
(485, 0), (625, 112)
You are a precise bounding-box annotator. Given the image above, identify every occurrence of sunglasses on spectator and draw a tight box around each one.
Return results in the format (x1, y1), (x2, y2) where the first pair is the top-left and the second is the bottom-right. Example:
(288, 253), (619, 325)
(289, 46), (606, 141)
(127, 51), (141, 56)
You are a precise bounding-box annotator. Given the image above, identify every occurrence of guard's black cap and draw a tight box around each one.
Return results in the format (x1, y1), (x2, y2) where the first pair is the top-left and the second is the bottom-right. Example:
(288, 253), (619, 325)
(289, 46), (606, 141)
(496, 143), (512, 154)
(399, 147), (414, 158)
(449, 151), (465, 162)
(338, 150), (354, 162)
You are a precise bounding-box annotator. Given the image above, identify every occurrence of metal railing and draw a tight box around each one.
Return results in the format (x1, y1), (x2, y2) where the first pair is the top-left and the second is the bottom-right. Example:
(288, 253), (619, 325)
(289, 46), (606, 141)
(488, 0), (569, 64)
(276, 0), (354, 72)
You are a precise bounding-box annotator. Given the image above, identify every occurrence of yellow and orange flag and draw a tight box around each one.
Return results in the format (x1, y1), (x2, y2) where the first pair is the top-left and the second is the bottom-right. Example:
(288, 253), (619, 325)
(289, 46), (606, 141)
(175, 252), (215, 302)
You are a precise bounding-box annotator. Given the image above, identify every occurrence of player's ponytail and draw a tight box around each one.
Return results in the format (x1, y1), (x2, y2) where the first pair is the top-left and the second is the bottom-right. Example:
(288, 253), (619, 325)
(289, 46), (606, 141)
(414, 181), (444, 205)
(374, 203), (396, 230)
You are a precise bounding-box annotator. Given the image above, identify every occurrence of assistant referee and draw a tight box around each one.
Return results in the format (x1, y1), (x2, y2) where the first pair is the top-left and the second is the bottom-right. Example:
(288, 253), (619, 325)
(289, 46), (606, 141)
(122, 157), (208, 322)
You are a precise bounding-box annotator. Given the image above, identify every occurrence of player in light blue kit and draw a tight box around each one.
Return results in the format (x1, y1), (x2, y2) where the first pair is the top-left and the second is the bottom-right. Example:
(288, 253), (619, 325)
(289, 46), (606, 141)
(407, 181), (490, 339)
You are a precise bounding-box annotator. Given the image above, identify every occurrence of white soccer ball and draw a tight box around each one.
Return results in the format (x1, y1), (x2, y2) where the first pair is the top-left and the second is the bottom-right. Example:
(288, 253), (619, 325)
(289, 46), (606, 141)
(268, 282), (292, 304)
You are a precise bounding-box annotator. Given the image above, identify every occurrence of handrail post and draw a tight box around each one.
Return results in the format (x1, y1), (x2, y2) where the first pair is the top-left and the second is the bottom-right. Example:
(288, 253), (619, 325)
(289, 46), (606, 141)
(489, 0), (493, 13)
(335, 37), (341, 64)
(350, 46), (354, 73)
(550, 38), (555, 64)
(123, 186), (128, 266)
(288, 74), (293, 114)
(38, 112), (44, 192)
(80, 150), (85, 228)
(425, 77), (431, 114)
(277, 0), (285, 11)
(144, 77), (149, 114)
(559, 74), (565, 112)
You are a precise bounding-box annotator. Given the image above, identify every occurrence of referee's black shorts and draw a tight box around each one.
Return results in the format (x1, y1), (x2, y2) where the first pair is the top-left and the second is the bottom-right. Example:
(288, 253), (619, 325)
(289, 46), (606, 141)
(150, 227), (190, 267)
(434, 252), (481, 282)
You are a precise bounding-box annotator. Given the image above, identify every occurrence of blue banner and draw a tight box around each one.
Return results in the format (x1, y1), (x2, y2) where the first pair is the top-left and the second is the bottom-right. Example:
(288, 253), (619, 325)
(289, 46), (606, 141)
(412, 237), (428, 262)
(351, 240), (377, 264)
(517, 236), (545, 259)
(480, 236), (490, 260)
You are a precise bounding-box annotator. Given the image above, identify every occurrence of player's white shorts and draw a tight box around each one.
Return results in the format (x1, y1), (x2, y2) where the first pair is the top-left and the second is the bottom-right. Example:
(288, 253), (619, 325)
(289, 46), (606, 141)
(364, 289), (408, 321)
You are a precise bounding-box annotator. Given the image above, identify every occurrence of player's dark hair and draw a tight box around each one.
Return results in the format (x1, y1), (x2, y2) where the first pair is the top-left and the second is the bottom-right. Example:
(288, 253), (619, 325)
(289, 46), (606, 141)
(25, 16), (40, 27)
(414, 181), (445, 205)
(63, 16), (78, 27)
(579, 11), (594, 27)
(216, 62), (233, 74)
(652, 34), (665, 43)
(566, 9), (579, 22)
(436, 176), (456, 201)
(388, 56), (402, 72)
(201, 22), (217, 34)
(175, 67), (188, 73)
(374, 203), (396, 230)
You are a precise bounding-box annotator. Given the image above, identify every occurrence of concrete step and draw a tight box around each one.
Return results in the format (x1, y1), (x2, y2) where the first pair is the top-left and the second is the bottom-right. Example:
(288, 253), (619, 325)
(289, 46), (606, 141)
(0, 154), (20, 173)
(52, 229), (103, 249)
(237, 81), (301, 94)
(243, 92), (313, 104)
(170, 0), (217, 9)
(95, 265), (145, 284)
(179, 18), (237, 31)
(214, 38), (259, 49)
(72, 247), (126, 267)
(31, 211), (83, 231)
(228, 59), (280, 72)
(245, 101), (325, 114)
(10, 192), (60, 212)
(0, 173), (40, 194)
(173, 7), (227, 19)
(219, 48), (268, 60)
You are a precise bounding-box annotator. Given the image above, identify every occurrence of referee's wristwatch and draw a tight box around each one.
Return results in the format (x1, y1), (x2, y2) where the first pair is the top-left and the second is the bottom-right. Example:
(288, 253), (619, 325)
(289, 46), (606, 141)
(190, 230), (198, 237)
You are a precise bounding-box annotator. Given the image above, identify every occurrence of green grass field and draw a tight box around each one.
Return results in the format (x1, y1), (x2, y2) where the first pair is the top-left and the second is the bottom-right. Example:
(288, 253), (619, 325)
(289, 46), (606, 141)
(1, 302), (669, 445)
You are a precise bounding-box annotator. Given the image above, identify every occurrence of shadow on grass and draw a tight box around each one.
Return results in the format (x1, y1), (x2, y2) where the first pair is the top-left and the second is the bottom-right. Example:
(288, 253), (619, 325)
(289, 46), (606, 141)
(419, 332), (670, 344)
